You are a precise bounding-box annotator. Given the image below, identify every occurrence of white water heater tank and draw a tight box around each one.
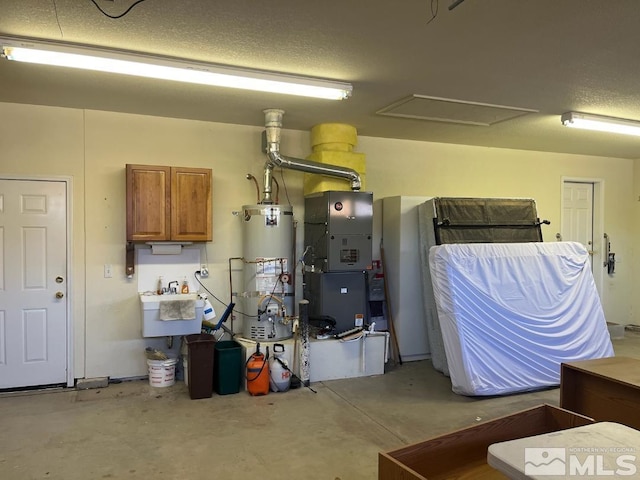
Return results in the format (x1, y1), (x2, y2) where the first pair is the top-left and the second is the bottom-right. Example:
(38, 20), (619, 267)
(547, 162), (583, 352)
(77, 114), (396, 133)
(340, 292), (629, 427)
(239, 204), (294, 341)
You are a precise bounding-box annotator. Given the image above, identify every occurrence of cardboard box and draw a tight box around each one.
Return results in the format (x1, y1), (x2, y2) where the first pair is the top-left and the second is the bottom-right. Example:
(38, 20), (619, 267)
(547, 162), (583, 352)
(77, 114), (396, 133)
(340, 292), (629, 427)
(378, 404), (593, 480)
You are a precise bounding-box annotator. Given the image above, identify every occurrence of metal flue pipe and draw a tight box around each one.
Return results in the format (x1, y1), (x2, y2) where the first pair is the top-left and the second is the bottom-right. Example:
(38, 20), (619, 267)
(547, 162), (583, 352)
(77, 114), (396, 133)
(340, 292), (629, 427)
(261, 109), (361, 204)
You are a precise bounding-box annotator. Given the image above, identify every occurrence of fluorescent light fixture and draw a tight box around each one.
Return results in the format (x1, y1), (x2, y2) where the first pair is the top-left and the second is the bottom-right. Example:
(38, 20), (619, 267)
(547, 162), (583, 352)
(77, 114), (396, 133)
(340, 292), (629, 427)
(0, 37), (352, 100)
(561, 111), (640, 137)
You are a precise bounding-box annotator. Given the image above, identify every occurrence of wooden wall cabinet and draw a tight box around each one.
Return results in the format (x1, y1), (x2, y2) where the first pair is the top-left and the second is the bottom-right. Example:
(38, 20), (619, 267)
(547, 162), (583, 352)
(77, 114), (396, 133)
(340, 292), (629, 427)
(126, 164), (212, 242)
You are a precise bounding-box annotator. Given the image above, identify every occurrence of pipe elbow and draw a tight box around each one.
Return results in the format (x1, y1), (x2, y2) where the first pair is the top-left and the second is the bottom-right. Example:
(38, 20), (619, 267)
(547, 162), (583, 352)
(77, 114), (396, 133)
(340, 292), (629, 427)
(266, 148), (282, 168)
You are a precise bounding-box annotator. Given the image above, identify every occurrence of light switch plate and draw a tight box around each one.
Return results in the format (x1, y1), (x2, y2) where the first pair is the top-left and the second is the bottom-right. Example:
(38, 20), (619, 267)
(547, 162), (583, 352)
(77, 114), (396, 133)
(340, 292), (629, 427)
(104, 264), (113, 278)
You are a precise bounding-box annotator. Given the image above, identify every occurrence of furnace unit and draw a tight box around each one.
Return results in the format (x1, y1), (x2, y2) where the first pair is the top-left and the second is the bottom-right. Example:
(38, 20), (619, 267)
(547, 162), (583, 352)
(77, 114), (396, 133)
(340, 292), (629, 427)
(304, 190), (373, 333)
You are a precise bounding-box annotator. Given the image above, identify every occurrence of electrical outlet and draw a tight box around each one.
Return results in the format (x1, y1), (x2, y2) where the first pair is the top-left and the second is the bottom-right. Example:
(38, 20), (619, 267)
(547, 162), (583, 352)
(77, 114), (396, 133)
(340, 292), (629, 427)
(104, 264), (113, 278)
(200, 265), (209, 278)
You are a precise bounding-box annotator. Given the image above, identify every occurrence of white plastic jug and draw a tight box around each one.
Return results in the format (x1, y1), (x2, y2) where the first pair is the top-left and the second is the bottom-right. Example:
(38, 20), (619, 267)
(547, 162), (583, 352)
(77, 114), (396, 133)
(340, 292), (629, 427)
(269, 343), (291, 392)
(202, 296), (216, 321)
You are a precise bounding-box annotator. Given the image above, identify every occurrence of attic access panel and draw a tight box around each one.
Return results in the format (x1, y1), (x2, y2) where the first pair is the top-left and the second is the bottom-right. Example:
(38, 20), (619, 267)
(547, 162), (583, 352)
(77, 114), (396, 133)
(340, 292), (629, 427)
(433, 197), (543, 244)
(377, 95), (538, 126)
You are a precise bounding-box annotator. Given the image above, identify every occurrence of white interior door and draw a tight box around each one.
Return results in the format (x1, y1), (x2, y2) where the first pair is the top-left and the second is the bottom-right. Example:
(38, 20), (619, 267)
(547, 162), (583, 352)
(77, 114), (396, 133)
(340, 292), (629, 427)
(0, 179), (68, 389)
(562, 181), (594, 265)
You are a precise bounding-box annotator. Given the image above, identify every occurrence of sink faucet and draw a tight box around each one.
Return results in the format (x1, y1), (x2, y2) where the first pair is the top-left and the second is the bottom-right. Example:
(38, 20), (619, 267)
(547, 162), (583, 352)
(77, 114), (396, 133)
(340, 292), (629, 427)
(167, 280), (179, 294)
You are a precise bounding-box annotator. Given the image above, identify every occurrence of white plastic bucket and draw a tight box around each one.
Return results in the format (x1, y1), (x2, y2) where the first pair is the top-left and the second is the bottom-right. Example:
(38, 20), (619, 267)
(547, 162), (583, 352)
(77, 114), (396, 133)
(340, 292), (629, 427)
(147, 357), (178, 387)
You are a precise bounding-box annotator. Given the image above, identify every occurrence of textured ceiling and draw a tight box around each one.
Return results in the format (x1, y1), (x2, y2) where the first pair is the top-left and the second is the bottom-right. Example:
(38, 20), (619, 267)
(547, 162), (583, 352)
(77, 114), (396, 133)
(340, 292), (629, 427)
(1, 0), (640, 158)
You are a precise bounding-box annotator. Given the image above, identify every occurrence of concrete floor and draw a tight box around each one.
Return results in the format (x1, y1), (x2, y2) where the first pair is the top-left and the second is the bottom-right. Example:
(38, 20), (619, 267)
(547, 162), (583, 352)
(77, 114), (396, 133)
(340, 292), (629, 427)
(1, 332), (639, 480)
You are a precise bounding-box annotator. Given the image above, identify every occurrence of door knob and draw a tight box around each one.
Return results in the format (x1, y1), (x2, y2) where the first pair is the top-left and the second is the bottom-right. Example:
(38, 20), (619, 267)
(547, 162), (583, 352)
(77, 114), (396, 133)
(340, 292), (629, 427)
(55, 291), (64, 299)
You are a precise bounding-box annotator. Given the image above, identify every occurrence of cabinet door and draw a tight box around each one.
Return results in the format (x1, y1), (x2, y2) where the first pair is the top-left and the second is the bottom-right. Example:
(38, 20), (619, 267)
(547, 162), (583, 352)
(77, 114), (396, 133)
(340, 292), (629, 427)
(126, 164), (171, 241)
(170, 167), (212, 241)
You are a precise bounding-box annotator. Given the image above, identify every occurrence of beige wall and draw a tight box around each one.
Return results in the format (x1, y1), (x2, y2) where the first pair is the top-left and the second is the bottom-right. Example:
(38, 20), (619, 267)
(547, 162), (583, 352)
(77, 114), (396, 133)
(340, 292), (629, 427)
(1, 102), (635, 379)
(0, 103), (87, 377)
(82, 110), (306, 377)
(634, 158), (640, 330)
(363, 137), (635, 330)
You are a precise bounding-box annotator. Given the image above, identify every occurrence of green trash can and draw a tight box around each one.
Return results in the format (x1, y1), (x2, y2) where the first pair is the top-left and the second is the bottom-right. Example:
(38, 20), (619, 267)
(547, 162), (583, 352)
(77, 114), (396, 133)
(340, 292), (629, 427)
(214, 340), (242, 395)
(185, 333), (215, 399)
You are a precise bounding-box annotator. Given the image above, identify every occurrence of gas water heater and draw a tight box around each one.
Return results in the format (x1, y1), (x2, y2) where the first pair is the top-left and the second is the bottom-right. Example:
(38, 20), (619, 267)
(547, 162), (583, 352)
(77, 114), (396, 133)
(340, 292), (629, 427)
(239, 204), (294, 341)
(237, 108), (363, 342)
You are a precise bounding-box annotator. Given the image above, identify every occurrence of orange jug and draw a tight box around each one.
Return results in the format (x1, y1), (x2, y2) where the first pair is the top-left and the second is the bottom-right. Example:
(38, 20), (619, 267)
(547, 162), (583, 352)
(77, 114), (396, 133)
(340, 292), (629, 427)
(246, 344), (270, 396)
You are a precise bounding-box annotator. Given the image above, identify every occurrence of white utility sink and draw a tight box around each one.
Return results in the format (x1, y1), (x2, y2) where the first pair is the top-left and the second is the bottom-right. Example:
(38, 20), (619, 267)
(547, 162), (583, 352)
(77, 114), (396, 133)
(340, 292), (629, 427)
(139, 293), (204, 337)
(140, 293), (200, 304)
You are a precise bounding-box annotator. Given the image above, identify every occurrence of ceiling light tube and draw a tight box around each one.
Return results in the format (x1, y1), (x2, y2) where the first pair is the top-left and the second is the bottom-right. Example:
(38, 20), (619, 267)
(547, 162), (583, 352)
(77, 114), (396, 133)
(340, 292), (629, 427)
(561, 111), (640, 137)
(0, 37), (352, 100)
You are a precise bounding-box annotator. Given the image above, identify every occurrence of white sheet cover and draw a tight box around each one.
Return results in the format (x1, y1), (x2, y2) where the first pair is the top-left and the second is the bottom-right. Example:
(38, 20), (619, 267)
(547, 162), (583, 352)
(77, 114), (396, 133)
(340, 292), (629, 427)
(417, 200), (449, 376)
(429, 241), (614, 396)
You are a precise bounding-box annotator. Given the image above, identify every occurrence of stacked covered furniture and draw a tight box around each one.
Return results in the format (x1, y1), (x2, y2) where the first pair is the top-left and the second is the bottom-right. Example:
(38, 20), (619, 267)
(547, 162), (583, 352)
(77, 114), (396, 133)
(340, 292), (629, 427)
(418, 198), (613, 395)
